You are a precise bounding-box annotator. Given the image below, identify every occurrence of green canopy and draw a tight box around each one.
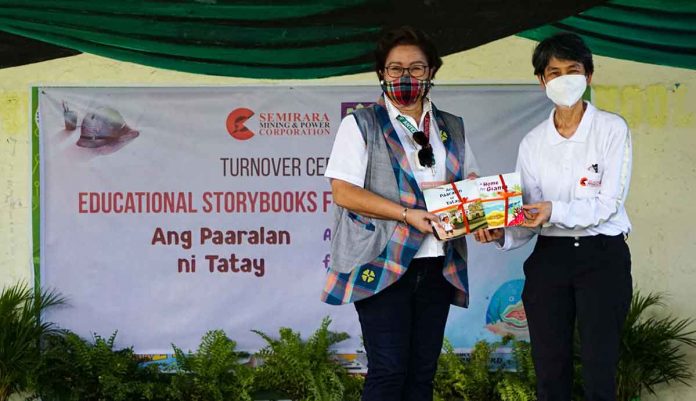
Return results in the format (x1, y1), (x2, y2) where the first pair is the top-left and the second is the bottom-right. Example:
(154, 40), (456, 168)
(0, 0), (693, 78)
(519, 0), (696, 70)
(0, 0), (382, 78)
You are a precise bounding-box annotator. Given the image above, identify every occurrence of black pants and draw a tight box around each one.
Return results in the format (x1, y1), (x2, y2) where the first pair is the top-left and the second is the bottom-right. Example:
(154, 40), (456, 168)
(355, 257), (454, 401)
(522, 234), (632, 401)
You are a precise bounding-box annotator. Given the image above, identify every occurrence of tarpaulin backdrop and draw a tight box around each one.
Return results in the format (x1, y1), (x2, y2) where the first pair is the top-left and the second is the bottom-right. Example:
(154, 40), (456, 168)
(35, 85), (548, 356)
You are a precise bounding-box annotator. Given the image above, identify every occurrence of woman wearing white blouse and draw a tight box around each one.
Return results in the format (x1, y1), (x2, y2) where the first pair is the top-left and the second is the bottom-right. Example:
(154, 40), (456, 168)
(475, 33), (632, 401)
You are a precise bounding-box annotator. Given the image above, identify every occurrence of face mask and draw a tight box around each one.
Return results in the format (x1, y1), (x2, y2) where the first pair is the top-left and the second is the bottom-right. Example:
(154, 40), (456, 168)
(381, 76), (431, 107)
(544, 74), (587, 108)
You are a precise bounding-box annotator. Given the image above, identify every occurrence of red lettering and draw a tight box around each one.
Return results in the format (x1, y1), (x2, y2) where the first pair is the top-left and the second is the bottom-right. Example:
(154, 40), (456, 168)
(78, 192), (88, 213)
(236, 192), (247, 213)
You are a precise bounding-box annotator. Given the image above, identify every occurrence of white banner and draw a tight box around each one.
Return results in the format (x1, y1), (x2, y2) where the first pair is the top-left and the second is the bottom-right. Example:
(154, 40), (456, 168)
(38, 85), (550, 355)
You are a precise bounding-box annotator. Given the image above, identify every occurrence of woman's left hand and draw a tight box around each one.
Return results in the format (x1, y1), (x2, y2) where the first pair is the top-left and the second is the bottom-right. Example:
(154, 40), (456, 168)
(522, 201), (552, 228)
(473, 228), (504, 243)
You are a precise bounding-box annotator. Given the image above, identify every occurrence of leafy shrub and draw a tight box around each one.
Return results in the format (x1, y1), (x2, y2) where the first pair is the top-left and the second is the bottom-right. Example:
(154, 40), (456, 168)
(35, 331), (170, 401)
(170, 329), (253, 401)
(616, 291), (696, 401)
(0, 283), (64, 401)
(252, 316), (357, 401)
(434, 338), (504, 401)
(496, 340), (535, 401)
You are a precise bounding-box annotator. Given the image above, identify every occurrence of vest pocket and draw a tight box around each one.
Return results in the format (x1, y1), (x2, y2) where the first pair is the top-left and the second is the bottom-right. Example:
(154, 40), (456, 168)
(330, 206), (395, 273)
(348, 212), (375, 231)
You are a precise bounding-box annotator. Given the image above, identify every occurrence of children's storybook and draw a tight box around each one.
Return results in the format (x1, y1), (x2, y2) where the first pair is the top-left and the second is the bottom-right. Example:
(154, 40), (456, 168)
(423, 173), (524, 241)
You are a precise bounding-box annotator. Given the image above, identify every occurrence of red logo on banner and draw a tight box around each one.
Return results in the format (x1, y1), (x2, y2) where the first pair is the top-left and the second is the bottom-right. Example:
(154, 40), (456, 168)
(226, 108), (255, 140)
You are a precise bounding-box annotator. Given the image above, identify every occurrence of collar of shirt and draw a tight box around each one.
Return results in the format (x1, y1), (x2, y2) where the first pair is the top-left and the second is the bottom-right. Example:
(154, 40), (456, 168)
(545, 101), (596, 145)
(384, 95), (433, 128)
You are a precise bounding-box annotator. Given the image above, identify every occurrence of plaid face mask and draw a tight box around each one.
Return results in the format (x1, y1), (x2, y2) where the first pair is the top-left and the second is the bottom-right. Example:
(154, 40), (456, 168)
(381, 76), (431, 107)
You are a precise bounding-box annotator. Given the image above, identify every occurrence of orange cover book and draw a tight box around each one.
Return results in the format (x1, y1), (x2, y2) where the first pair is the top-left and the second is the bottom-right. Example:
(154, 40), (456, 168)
(423, 173), (524, 240)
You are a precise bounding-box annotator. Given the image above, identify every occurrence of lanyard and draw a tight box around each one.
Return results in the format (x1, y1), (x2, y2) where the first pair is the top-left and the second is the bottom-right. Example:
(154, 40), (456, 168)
(395, 112), (436, 175)
(396, 112), (431, 142)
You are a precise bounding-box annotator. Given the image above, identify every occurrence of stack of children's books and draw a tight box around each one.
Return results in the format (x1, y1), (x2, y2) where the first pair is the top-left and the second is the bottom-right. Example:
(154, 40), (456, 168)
(423, 173), (524, 241)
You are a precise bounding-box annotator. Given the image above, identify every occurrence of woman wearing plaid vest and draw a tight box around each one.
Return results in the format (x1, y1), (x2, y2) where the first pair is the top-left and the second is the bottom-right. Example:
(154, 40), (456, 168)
(323, 26), (480, 401)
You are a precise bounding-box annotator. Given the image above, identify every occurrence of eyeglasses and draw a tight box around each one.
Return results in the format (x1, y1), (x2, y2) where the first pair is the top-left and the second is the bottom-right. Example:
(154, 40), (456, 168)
(385, 64), (429, 79)
(412, 130), (434, 167)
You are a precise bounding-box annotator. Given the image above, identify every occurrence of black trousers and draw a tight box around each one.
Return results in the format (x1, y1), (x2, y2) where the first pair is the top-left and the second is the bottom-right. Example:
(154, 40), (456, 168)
(355, 257), (454, 401)
(522, 234), (632, 401)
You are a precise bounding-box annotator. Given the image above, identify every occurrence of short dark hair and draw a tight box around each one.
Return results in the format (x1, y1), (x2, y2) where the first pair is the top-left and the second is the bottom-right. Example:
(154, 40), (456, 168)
(532, 32), (594, 77)
(374, 26), (443, 79)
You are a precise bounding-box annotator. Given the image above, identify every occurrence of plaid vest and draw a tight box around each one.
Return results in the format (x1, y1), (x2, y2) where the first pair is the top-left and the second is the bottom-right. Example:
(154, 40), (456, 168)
(321, 102), (470, 307)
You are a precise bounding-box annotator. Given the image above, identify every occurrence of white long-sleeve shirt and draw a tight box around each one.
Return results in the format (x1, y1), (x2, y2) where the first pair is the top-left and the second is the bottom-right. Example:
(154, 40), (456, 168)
(500, 102), (632, 250)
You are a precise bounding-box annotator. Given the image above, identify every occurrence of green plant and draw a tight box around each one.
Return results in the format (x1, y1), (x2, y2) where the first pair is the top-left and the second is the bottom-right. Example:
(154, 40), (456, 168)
(571, 326), (585, 401)
(171, 329), (253, 401)
(616, 291), (696, 401)
(34, 331), (170, 401)
(0, 282), (64, 401)
(434, 339), (466, 401)
(466, 290), (696, 401)
(496, 340), (535, 401)
(252, 316), (357, 401)
(339, 370), (364, 401)
(496, 376), (535, 401)
(434, 338), (504, 401)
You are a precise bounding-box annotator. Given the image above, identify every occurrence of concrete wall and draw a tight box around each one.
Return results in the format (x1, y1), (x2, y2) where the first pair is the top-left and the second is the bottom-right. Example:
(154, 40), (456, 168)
(1, 35), (694, 400)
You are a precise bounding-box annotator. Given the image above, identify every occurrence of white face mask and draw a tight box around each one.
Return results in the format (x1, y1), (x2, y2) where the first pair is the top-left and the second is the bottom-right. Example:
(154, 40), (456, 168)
(544, 74), (587, 108)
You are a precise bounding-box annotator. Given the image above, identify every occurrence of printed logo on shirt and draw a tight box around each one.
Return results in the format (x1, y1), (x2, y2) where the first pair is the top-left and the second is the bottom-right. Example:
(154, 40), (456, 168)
(587, 163), (599, 173)
(579, 176), (601, 188)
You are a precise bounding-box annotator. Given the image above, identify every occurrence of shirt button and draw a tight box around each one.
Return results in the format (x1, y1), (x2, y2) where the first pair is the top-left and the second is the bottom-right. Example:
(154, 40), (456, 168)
(574, 242), (580, 247)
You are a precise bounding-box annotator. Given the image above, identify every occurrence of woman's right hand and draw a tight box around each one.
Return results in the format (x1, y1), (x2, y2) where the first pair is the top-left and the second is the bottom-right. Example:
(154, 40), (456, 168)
(405, 208), (441, 234)
(473, 228), (504, 244)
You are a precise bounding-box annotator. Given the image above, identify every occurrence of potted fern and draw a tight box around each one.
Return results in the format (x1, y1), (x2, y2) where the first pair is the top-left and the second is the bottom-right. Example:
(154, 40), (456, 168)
(616, 291), (696, 401)
(171, 329), (254, 401)
(434, 338), (504, 401)
(251, 316), (362, 401)
(496, 339), (536, 401)
(434, 336), (536, 401)
(34, 331), (171, 401)
(0, 282), (64, 401)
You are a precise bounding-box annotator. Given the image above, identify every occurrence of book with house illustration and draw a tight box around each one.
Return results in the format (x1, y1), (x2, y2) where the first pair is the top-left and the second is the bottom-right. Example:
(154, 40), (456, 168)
(423, 173), (524, 241)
